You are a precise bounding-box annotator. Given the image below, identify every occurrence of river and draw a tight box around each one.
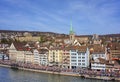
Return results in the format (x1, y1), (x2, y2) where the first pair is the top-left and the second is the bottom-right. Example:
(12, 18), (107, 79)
(0, 67), (118, 82)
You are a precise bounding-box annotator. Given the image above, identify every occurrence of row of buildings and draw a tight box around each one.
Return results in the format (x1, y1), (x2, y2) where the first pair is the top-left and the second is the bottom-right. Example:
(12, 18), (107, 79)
(7, 41), (120, 71)
(0, 25), (120, 71)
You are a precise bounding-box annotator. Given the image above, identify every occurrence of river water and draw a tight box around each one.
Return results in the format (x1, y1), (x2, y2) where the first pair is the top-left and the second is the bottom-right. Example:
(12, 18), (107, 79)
(0, 67), (118, 82)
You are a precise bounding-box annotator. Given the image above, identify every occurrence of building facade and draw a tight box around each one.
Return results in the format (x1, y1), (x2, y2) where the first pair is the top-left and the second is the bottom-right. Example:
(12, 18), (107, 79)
(62, 49), (70, 69)
(70, 46), (90, 69)
(48, 48), (63, 66)
(91, 46), (108, 70)
(33, 49), (48, 66)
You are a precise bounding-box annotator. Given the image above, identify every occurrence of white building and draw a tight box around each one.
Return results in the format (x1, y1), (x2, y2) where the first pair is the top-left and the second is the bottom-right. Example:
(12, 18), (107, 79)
(0, 52), (9, 60)
(91, 58), (107, 70)
(91, 45), (108, 70)
(70, 46), (90, 69)
(33, 49), (40, 65)
(33, 48), (48, 66)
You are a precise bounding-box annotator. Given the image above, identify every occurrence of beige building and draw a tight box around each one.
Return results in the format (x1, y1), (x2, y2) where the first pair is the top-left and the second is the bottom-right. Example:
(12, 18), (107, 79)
(92, 34), (102, 44)
(9, 42), (34, 64)
(76, 36), (89, 43)
(107, 43), (120, 60)
(9, 43), (18, 61)
(25, 51), (34, 64)
(15, 32), (40, 42)
(16, 36), (40, 42)
(111, 50), (120, 59)
(62, 49), (70, 68)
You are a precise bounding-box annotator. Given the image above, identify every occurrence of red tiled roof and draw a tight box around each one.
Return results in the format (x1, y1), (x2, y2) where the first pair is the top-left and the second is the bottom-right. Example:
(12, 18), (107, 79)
(89, 44), (105, 53)
(64, 45), (87, 52)
(109, 43), (120, 50)
(55, 36), (69, 39)
(38, 48), (48, 54)
(13, 42), (32, 51)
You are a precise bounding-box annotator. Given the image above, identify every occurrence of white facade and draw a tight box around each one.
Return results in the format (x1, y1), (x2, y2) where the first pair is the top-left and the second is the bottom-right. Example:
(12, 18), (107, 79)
(70, 48), (89, 69)
(91, 52), (107, 70)
(0, 53), (3, 60)
(33, 49), (48, 66)
(33, 49), (40, 65)
(91, 63), (106, 70)
(39, 53), (48, 66)
(0, 53), (9, 60)
(92, 52), (107, 60)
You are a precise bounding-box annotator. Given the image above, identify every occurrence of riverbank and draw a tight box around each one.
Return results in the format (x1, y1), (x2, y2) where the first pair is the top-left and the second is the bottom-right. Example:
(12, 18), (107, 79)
(0, 64), (120, 81)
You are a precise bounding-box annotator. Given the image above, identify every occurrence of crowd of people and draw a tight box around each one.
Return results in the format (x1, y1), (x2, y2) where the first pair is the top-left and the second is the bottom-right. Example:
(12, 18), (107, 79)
(0, 60), (120, 78)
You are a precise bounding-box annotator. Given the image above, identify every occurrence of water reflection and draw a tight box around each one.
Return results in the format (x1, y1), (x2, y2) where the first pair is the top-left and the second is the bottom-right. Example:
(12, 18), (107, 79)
(0, 67), (119, 82)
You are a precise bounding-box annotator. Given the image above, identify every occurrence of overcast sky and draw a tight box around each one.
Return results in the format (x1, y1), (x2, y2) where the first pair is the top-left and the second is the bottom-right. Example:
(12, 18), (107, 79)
(0, 0), (120, 35)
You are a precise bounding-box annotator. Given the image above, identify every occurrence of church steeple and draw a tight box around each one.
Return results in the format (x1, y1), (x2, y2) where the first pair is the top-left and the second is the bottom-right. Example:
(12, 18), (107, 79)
(69, 20), (75, 45)
(69, 20), (74, 34)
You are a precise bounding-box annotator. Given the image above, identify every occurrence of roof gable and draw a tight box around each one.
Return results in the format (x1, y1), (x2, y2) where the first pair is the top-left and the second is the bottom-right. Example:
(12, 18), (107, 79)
(9, 43), (16, 50)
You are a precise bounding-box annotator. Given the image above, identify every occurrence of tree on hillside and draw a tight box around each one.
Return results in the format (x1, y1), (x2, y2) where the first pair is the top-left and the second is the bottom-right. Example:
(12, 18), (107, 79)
(1, 38), (9, 44)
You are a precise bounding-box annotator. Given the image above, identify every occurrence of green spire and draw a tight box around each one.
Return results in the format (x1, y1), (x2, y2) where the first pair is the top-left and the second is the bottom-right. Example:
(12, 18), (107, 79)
(69, 20), (74, 34)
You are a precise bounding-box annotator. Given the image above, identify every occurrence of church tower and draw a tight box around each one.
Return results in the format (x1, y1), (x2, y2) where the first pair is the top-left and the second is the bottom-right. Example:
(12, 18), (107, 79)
(69, 21), (75, 45)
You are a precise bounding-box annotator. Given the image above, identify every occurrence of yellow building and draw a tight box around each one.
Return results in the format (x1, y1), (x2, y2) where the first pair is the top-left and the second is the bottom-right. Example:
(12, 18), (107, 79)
(48, 48), (63, 66)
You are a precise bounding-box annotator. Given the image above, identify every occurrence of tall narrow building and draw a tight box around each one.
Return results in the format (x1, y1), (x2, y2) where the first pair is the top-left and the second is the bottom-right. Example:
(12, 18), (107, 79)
(69, 21), (75, 45)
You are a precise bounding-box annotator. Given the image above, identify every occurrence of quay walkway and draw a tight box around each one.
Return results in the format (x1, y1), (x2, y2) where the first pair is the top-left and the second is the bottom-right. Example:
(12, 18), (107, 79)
(0, 60), (120, 81)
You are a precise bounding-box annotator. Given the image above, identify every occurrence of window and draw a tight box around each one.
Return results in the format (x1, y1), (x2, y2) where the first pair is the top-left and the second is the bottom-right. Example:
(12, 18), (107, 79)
(71, 53), (76, 55)
(81, 53), (85, 55)
(82, 60), (85, 62)
(95, 55), (97, 57)
(56, 60), (58, 62)
(82, 63), (85, 65)
(71, 60), (76, 62)
(101, 54), (104, 57)
(78, 52), (81, 55)
(71, 50), (76, 52)
(78, 60), (81, 62)
(71, 57), (76, 58)
(75, 63), (77, 65)
(78, 63), (81, 65)
(82, 57), (85, 59)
